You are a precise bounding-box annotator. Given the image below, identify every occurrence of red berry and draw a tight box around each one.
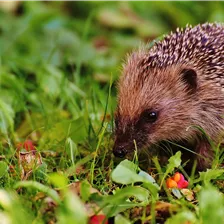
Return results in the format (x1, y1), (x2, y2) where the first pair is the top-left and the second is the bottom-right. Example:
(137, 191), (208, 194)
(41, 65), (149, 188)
(178, 180), (189, 189)
(89, 215), (108, 224)
(17, 140), (35, 151)
(166, 172), (189, 189)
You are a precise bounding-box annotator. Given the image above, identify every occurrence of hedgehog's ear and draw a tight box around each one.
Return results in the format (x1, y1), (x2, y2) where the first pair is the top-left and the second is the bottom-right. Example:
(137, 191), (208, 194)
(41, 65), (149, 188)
(180, 68), (197, 93)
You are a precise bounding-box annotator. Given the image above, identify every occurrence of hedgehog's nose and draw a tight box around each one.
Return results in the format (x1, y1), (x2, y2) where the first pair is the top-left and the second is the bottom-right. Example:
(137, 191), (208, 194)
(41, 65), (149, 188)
(113, 145), (127, 158)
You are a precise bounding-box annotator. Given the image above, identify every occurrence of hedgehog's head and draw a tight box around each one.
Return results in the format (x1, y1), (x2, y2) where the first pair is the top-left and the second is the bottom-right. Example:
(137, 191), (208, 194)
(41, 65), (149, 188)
(113, 51), (199, 158)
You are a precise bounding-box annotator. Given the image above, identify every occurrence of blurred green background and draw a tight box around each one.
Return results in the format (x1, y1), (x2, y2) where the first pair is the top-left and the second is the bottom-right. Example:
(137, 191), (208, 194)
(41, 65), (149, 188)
(0, 1), (223, 146)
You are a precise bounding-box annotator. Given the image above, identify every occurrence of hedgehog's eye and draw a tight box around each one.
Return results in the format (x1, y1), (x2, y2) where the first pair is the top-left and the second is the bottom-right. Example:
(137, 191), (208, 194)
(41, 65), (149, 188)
(142, 110), (158, 123)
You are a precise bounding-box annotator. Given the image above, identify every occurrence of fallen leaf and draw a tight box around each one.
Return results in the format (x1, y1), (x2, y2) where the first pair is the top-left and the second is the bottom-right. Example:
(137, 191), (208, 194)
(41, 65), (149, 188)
(130, 201), (178, 221)
(181, 189), (195, 201)
(18, 151), (42, 180)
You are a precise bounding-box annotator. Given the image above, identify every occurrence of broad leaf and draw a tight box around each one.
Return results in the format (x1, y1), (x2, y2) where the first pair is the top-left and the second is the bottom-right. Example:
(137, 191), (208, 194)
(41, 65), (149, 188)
(194, 169), (224, 185)
(199, 186), (224, 224)
(111, 160), (159, 199)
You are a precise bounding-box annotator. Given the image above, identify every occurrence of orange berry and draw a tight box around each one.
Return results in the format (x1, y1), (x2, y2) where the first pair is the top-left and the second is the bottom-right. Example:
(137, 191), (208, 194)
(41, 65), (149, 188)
(166, 178), (178, 188)
(173, 172), (181, 182)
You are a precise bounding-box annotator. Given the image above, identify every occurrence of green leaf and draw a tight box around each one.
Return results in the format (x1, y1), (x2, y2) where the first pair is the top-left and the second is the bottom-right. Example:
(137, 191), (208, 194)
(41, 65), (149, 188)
(104, 201), (141, 218)
(111, 160), (159, 199)
(165, 210), (196, 224)
(138, 171), (159, 200)
(105, 186), (149, 203)
(49, 173), (68, 188)
(111, 160), (140, 184)
(57, 191), (88, 224)
(115, 214), (131, 224)
(102, 186), (150, 217)
(0, 190), (33, 224)
(199, 186), (224, 224)
(48, 117), (88, 144)
(171, 189), (182, 199)
(0, 100), (15, 134)
(14, 181), (60, 203)
(166, 151), (182, 174)
(160, 151), (182, 188)
(80, 180), (91, 202)
(194, 169), (224, 185)
(37, 65), (63, 98)
(138, 170), (157, 184)
(33, 162), (48, 181)
(0, 161), (8, 178)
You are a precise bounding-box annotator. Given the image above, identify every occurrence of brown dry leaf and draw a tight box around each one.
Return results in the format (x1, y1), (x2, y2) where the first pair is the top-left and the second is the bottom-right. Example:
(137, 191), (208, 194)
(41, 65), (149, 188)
(75, 165), (86, 176)
(68, 182), (100, 196)
(39, 197), (57, 224)
(41, 151), (59, 158)
(155, 201), (178, 216)
(0, 155), (6, 160)
(44, 197), (57, 208)
(100, 113), (111, 122)
(34, 192), (46, 201)
(48, 221), (55, 224)
(130, 201), (179, 221)
(93, 36), (109, 51)
(66, 163), (90, 177)
(93, 74), (111, 83)
(9, 165), (17, 177)
(181, 189), (195, 201)
(84, 202), (105, 217)
(18, 150), (42, 180)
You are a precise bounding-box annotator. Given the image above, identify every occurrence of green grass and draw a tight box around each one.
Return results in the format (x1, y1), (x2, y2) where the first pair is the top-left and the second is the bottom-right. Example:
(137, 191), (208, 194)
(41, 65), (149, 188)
(0, 1), (224, 224)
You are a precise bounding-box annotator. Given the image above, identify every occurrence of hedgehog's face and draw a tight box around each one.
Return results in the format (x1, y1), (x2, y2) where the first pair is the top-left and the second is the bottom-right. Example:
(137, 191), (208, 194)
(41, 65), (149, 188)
(113, 55), (198, 158)
(113, 109), (160, 158)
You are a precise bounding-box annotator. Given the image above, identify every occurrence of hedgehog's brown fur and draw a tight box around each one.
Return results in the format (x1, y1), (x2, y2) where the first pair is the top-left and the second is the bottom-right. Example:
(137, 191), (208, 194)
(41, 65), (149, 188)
(113, 23), (224, 170)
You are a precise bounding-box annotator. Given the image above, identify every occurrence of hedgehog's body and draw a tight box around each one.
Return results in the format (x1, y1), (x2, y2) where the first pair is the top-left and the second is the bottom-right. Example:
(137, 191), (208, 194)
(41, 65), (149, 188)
(113, 23), (224, 170)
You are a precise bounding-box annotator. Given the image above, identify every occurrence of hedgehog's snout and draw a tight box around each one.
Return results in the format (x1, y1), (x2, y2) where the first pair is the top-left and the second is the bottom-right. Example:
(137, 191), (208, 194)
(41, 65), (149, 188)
(113, 144), (127, 158)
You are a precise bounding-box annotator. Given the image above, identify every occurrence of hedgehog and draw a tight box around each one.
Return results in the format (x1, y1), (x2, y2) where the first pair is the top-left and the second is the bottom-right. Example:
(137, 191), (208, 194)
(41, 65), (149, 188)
(113, 23), (224, 170)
